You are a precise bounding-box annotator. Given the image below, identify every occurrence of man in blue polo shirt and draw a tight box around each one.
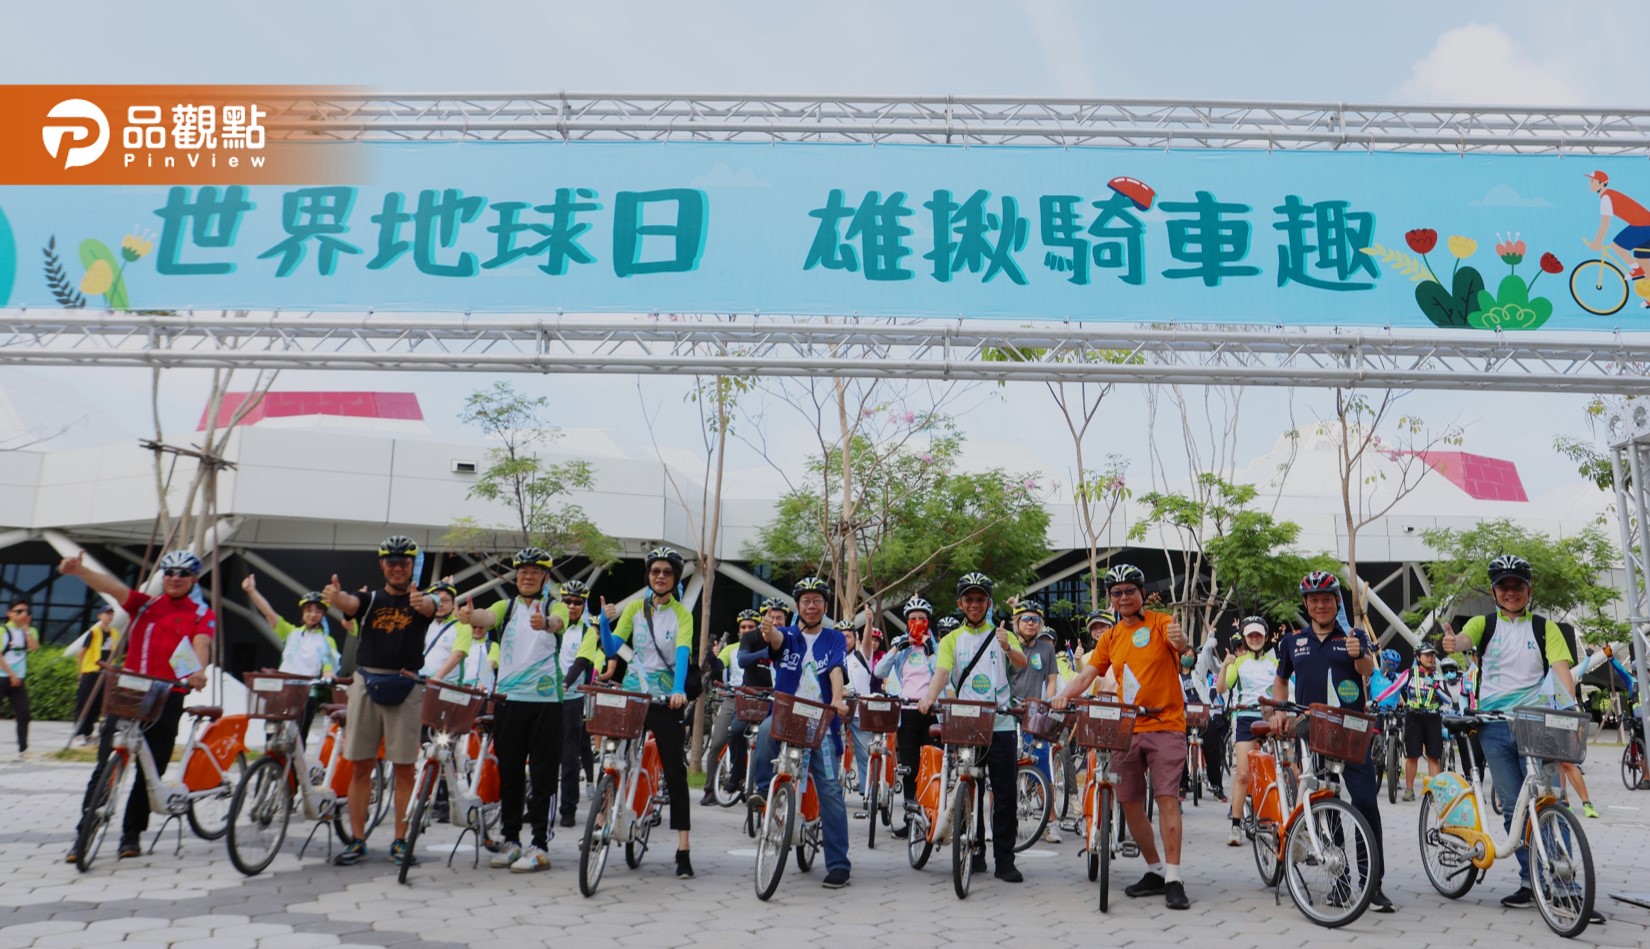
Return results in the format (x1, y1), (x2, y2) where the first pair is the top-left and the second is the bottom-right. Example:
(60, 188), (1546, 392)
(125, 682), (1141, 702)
(748, 576), (852, 889)
(1271, 570), (1394, 913)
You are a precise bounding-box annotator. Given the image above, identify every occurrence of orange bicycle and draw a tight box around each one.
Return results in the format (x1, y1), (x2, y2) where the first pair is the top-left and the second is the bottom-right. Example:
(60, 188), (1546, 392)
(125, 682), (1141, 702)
(849, 693), (902, 848)
(753, 691), (835, 901)
(1068, 697), (1145, 912)
(577, 683), (667, 897)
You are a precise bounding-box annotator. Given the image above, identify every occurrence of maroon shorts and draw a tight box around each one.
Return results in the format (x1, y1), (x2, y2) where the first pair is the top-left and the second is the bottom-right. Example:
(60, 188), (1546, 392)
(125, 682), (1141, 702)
(1113, 730), (1188, 804)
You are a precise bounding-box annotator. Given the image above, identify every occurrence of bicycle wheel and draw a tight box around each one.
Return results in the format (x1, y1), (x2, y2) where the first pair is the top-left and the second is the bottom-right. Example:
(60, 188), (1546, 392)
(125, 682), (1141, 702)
(1417, 789), (1477, 898)
(227, 756), (293, 877)
(951, 782), (976, 900)
(366, 760), (391, 834)
(625, 806), (652, 869)
(755, 781), (795, 901)
(1623, 742), (1645, 791)
(907, 807), (933, 869)
(1386, 737), (1400, 804)
(1528, 800), (1596, 938)
(1571, 259), (1629, 317)
(75, 752), (129, 873)
(867, 763), (881, 850)
(1012, 764), (1050, 852)
(1190, 742), (1202, 807)
(398, 759), (439, 885)
(578, 774), (617, 897)
(1282, 797), (1377, 928)
(186, 752), (246, 841)
(1250, 798), (1282, 887)
(1097, 786), (1114, 913)
(795, 821), (818, 872)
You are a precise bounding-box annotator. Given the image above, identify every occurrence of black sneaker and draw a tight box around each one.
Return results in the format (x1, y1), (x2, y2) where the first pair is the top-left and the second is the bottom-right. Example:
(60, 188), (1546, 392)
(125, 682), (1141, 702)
(970, 852), (987, 873)
(1125, 871), (1168, 898)
(675, 849), (694, 879)
(699, 790), (718, 806)
(1588, 909), (1606, 924)
(822, 868), (850, 889)
(1500, 886), (1534, 908)
(559, 813), (577, 828)
(117, 835), (141, 859)
(1370, 890), (1395, 913)
(890, 823), (910, 840)
(994, 864), (1024, 883)
(333, 840), (367, 866)
(1164, 881), (1190, 909)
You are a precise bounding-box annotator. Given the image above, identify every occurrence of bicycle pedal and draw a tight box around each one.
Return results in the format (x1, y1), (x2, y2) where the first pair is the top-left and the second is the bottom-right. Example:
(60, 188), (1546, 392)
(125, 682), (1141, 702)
(1120, 842), (1140, 859)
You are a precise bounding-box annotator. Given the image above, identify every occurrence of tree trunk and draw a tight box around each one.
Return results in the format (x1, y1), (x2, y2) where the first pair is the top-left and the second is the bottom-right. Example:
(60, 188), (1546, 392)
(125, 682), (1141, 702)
(688, 389), (733, 771)
(835, 378), (861, 620)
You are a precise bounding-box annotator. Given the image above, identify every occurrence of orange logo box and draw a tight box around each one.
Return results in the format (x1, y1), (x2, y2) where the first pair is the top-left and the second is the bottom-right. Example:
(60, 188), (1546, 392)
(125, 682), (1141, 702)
(0, 85), (365, 185)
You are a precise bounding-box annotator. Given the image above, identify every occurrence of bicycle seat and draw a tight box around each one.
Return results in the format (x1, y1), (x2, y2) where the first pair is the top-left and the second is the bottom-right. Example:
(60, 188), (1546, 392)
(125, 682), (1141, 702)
(1249, 722), (1275, 738)
(184, 705), (223, 721)
(928, 724), (943, 740)
(1443, 715), (1481, 734)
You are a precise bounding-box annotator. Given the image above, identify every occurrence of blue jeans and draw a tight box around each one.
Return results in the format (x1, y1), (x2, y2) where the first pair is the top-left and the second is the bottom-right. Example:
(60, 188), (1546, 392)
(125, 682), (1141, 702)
(1021, 733), (1051, 783)
(1479, 721), (1531, 886)
(752, 716), (851, 874)
(847, 720), (871, 797)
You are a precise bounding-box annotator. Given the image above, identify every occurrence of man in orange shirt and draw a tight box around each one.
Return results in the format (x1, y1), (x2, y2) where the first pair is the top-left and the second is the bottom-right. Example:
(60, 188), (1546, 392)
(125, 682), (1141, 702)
(1586, 169), (1650, 287)
(1052, 563), (1190, 910)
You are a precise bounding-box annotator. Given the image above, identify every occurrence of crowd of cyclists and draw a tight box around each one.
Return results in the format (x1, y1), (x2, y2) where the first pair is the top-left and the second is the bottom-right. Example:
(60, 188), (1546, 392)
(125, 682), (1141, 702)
(48, 533), (1631, 929)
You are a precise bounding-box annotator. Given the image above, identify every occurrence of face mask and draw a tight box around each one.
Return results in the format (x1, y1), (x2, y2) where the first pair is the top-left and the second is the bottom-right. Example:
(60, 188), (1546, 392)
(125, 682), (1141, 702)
(1180, 655), (1195, 670)
(908, 615), (929, 646)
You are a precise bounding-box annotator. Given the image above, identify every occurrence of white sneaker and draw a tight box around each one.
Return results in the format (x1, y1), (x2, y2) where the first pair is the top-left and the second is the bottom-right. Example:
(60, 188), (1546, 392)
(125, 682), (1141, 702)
(1227, 824), (1243, 847)
(490, 842), (522, 868)
(510, 845), (550, 873)
(1042, 825), (1062, 844)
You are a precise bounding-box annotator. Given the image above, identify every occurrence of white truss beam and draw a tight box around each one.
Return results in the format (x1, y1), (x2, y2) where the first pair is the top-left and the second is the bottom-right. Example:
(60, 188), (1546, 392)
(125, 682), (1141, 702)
(2, 311), (1647, 394)
(259, 92), (1650, 153)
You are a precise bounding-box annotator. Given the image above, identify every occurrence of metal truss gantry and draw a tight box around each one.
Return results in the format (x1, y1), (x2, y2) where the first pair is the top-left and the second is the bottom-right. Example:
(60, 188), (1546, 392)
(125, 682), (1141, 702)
(2, 311), (1649, 394)
(264, 92), (1650, 154)
(1607, 397), (1650, 716)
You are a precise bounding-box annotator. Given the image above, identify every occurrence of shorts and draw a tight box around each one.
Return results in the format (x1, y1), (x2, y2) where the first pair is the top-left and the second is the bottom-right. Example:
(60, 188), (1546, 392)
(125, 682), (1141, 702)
(1113, 730), (1188, 804)
(1613, 223), (1650, 254)
(1405, 710), (1444, 762)
(1233, 714), (1263, 744)
(343, 671), (423, 765)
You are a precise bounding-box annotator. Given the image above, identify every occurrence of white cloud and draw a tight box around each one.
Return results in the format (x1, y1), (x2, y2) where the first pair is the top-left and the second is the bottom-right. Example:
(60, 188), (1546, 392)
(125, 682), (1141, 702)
(1393, 23), (1588, 106)
(1470, 184), (1553, 208)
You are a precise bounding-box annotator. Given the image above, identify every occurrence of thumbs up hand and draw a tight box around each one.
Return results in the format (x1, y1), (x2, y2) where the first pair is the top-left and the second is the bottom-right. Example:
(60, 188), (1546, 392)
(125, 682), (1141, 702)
(457, 594), (475, 626)
(529, 599), (547, 631)
(409, 584), (431, 616)
(322, 574), (342, 606)
(602, 596), (618, 623)
(1441, 622), (1458, 655)
(58, 551), (85, 576)
(241, 574), (256, 593)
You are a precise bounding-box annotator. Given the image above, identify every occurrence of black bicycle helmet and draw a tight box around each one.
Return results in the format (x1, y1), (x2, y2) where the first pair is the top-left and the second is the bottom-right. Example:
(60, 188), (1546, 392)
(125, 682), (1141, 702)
(425, 580), (457, 599)
(560, 579), (590, 599)
(1299, 570), (1341, 596)
(935, 615), (963, 635)
(1103, 564), (1147, 591)
(298, 591), (326, 609)
(957, 572), (994, 596)
(512, 546), (554, 571)
(378, 535), (419, 559)
(1085, 609), (1117, 628)
(736, 608), (761, 623)
(1488, 554), (1532, 586)
(645, 545), (685, 580)
(792, 576), (832, 600)
(759, 596), (788, 613)
(1013, 599), (1045, 618)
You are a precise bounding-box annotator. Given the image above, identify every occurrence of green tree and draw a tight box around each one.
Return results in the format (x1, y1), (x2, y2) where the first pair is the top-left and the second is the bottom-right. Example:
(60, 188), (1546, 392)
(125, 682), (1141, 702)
(1409, 519), (1623, 644)
(748, 433), (1051, 614)
(445, 381), (618, 566)
(1130, 475), (1336, 633)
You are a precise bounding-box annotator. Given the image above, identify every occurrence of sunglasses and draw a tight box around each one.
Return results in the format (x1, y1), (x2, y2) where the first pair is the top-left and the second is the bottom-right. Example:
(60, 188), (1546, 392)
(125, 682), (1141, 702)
(162, 568), (197, 578)
(382, 557), (412, 567)
(7, 607), (27, 614)
(1107, 587), (1141, 599)
(562, 598), (585, 606)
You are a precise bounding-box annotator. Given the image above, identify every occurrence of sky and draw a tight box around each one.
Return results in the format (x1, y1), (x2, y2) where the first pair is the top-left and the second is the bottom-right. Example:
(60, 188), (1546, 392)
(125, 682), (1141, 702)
(2, 1), (1638, 501)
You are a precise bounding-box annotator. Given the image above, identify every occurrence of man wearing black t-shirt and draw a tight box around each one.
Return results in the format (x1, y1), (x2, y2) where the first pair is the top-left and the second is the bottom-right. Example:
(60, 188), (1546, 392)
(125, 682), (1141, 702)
(323, 535), (435, 866)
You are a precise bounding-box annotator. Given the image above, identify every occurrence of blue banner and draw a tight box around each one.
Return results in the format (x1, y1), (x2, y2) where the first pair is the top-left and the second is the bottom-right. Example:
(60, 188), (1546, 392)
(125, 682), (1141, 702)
(2, 142), (1647, 331)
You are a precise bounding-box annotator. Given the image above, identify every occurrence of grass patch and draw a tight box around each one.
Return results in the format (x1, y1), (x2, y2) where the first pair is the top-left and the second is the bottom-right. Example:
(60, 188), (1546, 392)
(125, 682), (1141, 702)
(50, 747), (99, 763)
(687, 770), (708, 790)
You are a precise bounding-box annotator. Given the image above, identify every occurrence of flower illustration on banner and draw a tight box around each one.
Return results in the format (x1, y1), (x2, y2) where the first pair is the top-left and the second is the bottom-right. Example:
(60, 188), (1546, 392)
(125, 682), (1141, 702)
(1496, 233), (1526, 266)
(1447, 235), (1478, 259)
(1471, 237), (1558, 330)
(40, 228), (153, 310)
(1374, 227), (1557, 330)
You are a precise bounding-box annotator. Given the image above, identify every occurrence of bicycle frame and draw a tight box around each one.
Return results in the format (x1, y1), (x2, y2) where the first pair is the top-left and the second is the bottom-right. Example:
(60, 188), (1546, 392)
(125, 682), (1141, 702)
(594, 731), (663, 846)
(1252, 732), (1341, 870)
(767, 742), (823, 844)
(926, 743), (981, 843)
(1425, 731), (1560, 870)
(109, 712), (234, 826)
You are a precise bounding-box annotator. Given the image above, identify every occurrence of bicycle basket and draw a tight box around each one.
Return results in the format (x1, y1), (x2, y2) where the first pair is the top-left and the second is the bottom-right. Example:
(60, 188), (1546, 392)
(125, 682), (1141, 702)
(582, 686), (650, 739)
(1511, 706), (1589, 764)
(771, 692), (837, 750)
(1020, 699), (1068, 742)
(1184, 702), (1211, 730)
(734, 690), (771, 724)
(102, 668), (173, 723)
(1306, 704), (1377, 763)
(244, 674), (310, 722)
(855, 695), (901, 733)
(420, 681), (486, 734)
(938, 699), (997, 747)
(1071, 700), (1137, 752)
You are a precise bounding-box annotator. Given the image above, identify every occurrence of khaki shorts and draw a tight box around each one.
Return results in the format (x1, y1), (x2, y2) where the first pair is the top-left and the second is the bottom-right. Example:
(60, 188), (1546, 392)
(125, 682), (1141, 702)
(342, 672), (423, 765)
(1114, 730), (1188, 804)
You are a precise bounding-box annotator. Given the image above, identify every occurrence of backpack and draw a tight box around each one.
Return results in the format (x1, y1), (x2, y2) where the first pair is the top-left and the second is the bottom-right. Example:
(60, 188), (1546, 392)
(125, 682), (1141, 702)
(1478, 612), (1576, 677)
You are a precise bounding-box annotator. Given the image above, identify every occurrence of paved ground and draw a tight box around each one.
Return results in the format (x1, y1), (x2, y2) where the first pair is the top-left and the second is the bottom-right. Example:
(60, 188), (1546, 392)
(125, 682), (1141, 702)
(3, 719), (1648, 948)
